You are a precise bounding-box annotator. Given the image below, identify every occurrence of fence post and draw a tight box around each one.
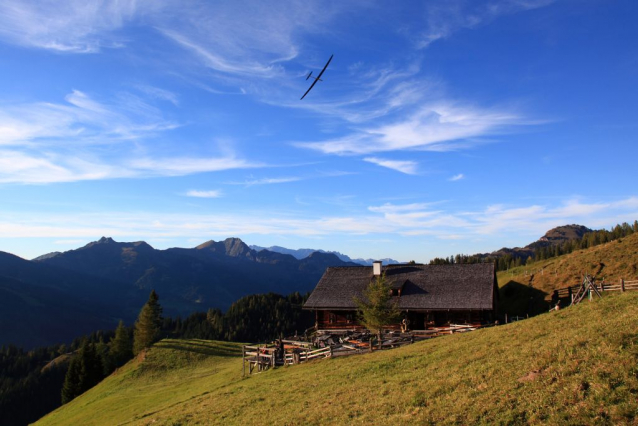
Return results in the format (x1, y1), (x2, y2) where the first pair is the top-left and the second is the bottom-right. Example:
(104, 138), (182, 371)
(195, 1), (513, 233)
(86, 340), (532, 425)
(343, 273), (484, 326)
(621, 278), (625, 292)
(242, 346), (245, 377)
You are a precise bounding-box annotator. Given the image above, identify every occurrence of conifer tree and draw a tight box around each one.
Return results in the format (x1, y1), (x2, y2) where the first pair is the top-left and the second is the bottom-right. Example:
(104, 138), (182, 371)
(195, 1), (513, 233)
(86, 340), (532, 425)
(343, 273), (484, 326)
(354, 273), (401, 347)
(133, 290), (163, 355)
(61, 355), (81, 404)
(109, 320), (133, 368)
(61, 340), (103, 404)
(78, 341), (103, 392)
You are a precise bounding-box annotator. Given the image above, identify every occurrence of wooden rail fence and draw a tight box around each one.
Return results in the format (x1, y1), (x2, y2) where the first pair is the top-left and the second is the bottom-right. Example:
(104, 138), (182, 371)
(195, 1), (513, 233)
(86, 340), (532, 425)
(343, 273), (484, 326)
(242, 324), (490, 375)
(552, 279), (638, 304)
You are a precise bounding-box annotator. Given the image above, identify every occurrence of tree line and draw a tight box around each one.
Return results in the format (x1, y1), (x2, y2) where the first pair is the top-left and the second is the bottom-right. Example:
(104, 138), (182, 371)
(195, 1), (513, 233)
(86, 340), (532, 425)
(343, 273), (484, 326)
(429, 220), (638, 271)
(1, 290), (310, 425)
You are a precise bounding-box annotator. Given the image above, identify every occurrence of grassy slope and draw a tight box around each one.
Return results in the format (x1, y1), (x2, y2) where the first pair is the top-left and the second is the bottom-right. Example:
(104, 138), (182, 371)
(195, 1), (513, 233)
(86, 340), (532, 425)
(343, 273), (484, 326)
(497, 232), (638, 316)
(38, 292), (638, 425)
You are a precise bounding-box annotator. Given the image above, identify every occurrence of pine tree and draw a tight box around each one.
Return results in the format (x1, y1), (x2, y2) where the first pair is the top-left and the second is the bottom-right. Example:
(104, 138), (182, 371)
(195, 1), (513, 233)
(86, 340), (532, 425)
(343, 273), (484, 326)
(109, 320), (133, 368)
(61, 355), (81, 404)
(354, 273), (401, 346)
(95, 336), (112, 376)
(78, 341), (103, 392)
(206, 308), (223, 339)
(133, 290), (163, 355)
(60, 340), (103, 404)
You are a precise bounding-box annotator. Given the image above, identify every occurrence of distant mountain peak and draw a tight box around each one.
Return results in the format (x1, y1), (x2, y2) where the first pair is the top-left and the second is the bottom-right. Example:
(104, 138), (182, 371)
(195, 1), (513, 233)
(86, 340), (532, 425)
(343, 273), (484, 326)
(195, 240), (216, 250)
(32, 251), (62, 261)
(78, 237), (155, 251)
(248, 244), (401, 265)
(538, 224), (592, 243)
(523, 224), (592, 251)
(195, 237), (253, 258)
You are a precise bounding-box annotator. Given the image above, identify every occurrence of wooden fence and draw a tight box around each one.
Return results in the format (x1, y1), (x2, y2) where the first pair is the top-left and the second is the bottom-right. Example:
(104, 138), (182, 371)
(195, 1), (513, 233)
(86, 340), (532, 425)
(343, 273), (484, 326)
(242, 343), (333, 375)
(284, 346), (332, 365)
(552, 279), (638, 304)
(242, 345), (278, 375)
(242, 324), (490, 374)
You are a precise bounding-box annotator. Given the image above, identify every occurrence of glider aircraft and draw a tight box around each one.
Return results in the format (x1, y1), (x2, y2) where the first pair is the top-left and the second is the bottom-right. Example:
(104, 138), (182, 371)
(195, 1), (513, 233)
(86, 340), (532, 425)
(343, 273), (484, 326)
(300, 54), (333, 100)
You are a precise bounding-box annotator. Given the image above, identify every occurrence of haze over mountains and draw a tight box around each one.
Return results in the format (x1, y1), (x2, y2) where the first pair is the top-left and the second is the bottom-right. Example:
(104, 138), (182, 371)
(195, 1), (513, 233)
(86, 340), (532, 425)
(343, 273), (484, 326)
(0, 225), (592, 348)
(0, 237), (357, 348)
(249, 245), (401, 265)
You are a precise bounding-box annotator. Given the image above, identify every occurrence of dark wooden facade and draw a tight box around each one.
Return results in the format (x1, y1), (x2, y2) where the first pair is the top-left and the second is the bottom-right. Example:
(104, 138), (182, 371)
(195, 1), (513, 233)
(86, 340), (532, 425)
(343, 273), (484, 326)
(314, 308), (493, 330)
(304, 263), (498, 330)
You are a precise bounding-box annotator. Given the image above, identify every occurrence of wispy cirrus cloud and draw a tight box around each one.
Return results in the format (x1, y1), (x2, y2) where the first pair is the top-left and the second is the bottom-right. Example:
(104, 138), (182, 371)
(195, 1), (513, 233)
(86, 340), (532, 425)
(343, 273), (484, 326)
(154, 1), (345, 81)
(0, 90), (261, 183)
(449, 173), (464, 181)
(134, 85), (180, 106)
(4, 197), (635, 248)
(364, 157), (418, 175)
(0, 149), (259, 184)
(0, 0), (142, 52)
(185, 190), (223, 198)
(0, 90), (177, 147)
(237, 177), (302, 186)
(296, 102), (528, 155)
(416, 0), (556, 48)
(130, 156), (259, 177)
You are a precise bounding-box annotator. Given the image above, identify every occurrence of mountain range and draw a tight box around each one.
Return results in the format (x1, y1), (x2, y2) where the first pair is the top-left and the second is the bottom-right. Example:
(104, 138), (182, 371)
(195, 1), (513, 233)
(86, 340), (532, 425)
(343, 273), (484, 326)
(249, 244), (401, 265)
(0, 225), (591, 348)
(1, 237), (358, 348)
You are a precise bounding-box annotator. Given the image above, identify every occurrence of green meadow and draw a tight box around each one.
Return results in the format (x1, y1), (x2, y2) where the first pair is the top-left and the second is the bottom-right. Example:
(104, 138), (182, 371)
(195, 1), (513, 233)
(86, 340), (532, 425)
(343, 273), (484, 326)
(37, 291), (638, 425)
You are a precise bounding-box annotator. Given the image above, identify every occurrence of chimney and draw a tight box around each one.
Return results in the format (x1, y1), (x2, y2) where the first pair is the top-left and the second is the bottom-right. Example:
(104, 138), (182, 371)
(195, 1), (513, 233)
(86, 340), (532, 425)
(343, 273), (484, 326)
(373, 260), (382, 276)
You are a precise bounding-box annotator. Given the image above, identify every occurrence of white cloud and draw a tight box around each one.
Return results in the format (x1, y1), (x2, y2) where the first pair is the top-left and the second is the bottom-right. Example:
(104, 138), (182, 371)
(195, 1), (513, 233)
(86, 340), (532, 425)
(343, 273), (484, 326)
(0, 149), (260, 184)
(130, 156), (259, 177)
(241, 177), (302, 186)
(368, 203), (435, 214)
(449, 173), (464, 181)
(0, 150), (129, 183)
(416, 0), (556, 49)
(135, 85), (180, 106)
(296, 102), (526, 155)
(364, 157), (418, 175)
(0, 90), (262, 183)
(0, 0), (141, 52)
(185, 190), (222, 198)
(1, 197), (636, 255)
(0, 90), (177, 147)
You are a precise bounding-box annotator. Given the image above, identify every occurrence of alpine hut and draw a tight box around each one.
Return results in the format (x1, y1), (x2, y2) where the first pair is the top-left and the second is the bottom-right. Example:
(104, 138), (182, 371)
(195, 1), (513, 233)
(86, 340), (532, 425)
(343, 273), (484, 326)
(303, 261), (498, 331)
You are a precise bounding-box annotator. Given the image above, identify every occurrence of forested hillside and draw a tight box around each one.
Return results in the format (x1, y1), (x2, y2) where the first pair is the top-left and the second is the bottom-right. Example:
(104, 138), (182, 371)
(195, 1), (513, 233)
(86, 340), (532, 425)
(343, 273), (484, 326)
(0, 237), (353, 348)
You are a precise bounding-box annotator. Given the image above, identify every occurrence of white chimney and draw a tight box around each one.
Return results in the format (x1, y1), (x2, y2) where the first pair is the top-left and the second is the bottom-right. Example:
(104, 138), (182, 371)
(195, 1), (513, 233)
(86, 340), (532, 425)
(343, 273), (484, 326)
(373, 260), (382, 276)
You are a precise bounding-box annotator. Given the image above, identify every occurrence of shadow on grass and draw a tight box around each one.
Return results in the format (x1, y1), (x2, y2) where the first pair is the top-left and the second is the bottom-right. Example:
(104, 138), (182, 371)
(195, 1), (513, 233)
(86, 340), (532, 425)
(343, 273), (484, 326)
(499, 280), (550, 318)
(155, 341), (241, 358)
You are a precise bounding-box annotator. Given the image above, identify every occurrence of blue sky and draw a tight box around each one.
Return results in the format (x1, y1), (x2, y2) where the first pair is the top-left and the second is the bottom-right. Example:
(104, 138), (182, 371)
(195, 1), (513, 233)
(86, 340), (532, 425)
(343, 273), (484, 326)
(1, 0), (637, 262)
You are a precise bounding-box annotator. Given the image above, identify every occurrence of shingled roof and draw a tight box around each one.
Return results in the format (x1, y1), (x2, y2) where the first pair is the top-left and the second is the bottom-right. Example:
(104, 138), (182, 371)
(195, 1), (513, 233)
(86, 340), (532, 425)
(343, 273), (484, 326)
(303, 263), (497, 311)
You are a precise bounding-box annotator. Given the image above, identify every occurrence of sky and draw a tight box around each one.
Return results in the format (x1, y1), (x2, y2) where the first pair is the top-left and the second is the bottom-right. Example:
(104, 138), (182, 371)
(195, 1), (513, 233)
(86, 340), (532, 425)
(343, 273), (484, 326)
(0, 0), (637, 262)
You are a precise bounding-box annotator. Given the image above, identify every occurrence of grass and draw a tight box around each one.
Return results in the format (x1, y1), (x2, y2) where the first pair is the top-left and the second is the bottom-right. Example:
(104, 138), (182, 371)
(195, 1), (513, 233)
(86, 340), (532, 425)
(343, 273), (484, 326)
(37, 292), (638, 425)
(497, 232), (638, 316)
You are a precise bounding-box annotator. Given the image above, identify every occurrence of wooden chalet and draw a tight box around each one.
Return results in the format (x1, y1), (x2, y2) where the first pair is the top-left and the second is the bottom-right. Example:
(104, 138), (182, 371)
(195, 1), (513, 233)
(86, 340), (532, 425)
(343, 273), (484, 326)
(303, 262), (498, 330)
